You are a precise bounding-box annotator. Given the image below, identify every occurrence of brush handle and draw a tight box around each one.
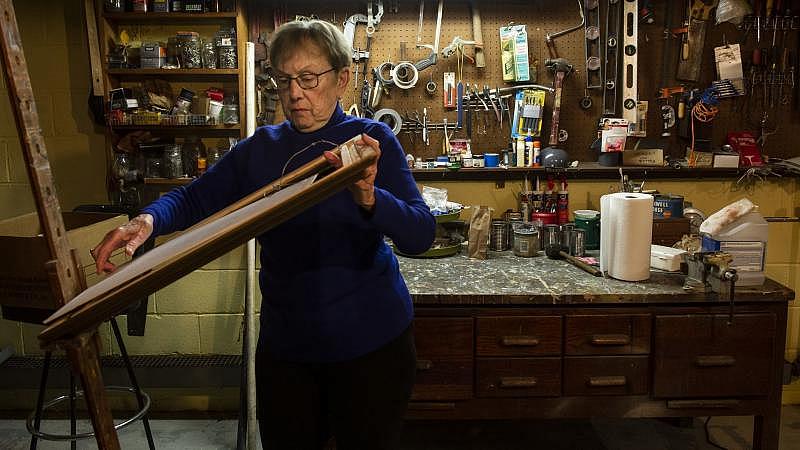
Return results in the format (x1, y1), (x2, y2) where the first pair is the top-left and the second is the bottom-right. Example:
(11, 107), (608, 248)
(559, 250), (603, 277)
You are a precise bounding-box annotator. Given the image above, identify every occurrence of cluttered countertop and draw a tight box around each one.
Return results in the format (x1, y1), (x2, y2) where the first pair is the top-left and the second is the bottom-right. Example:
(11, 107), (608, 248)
(398, 250), (794, 306)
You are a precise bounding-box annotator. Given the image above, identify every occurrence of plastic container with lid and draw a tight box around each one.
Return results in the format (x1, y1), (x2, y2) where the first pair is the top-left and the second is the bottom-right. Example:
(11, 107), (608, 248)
(701, 211), (768, 286)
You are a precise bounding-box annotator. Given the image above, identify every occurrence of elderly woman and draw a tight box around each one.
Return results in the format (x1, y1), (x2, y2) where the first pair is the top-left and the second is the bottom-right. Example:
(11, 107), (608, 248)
(92, 19), (435, 450)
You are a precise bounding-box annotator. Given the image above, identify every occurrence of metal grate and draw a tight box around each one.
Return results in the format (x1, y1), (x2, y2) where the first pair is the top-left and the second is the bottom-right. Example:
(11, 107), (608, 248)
(0, 354), (242, 370)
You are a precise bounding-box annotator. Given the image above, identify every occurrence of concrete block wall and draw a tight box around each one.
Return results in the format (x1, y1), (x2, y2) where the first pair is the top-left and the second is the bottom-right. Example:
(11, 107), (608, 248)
(0, 0), (108, 221)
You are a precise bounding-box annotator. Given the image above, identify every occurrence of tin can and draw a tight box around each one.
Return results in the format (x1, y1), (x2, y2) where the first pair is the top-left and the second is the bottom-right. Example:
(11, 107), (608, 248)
(557, 191), (569, 224)
(653, 194), (684, 219)
(570, 229), (586, 256)
(542, 224), (560, 250)
(490, 220), (511, 251)
(560, 223), (574, 251)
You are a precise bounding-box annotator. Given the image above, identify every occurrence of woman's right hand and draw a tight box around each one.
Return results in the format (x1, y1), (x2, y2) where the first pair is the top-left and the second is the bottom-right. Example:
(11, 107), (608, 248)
(91, 213), (154, 274)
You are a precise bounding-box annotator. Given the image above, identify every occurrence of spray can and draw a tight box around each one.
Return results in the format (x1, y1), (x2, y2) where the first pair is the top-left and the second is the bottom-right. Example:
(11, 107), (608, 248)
(533, 140), (542, 167)
(524, 136), (534, 167)
(557, 190), (569, 224)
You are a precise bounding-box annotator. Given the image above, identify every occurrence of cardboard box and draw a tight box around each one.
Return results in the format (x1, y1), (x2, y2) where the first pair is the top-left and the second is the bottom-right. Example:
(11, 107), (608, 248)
(0, 212), (130, 311)
(622, 148), (664, 166)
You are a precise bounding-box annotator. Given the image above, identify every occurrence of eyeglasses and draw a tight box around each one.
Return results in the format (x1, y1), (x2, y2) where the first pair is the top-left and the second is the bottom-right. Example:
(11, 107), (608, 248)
(272, 67), (336, 90)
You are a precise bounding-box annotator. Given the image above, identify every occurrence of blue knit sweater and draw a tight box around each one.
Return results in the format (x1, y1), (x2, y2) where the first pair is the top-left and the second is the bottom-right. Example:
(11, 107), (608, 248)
(141, 105), (435, 362)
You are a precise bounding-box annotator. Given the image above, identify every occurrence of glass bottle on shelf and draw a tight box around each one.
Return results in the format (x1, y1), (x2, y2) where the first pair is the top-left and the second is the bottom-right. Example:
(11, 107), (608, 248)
(182, 136), (206, 178)
(163, 144), (184, 178)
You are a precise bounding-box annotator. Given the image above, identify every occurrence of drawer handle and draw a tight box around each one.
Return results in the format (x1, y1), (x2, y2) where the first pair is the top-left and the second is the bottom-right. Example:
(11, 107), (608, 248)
(416, 359), (434, 371)
(667, 399), (740, 409)
(407, 402), (457, 411)
(499, 376), (538, 388)
(587, 376), (627, 387)
(501, 336), (540, 347)
(590, 334), (631, 346)
(694, 355), (736, 367)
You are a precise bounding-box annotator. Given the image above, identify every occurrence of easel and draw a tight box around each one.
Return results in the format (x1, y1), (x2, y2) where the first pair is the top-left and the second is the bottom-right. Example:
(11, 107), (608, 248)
(0, 0), (122, 448)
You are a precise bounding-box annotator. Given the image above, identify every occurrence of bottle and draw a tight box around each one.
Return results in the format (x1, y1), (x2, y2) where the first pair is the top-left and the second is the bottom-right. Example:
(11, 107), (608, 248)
(181, 135), (205, 178)
(533, 140), (542, 167)
(701, 210), (768, 286)
(524, 136), (533, 167)
(515, 137), (525, 168)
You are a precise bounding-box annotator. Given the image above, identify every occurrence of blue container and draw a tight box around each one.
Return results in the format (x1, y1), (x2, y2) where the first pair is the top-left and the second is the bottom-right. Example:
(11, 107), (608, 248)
(653, 194), (684, 219)
(484, 153), (500, 167)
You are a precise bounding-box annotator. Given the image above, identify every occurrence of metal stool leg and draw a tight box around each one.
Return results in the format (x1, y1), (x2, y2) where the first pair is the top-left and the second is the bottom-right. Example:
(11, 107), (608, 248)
(110, 318), (155, 450)
(29, 351), (52, 450)
(69, 372), (77, 450)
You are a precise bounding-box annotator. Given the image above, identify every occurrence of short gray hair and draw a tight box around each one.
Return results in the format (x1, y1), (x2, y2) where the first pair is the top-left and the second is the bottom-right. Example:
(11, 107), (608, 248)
(269, 19), (351, 70)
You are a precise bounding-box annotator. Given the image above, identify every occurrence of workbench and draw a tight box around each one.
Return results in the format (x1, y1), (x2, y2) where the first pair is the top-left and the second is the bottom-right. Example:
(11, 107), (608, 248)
(399, 251), (794, 450)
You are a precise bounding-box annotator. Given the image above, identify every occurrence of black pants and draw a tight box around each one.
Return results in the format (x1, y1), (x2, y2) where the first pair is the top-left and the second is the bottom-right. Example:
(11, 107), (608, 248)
(256, 324), (416, 450)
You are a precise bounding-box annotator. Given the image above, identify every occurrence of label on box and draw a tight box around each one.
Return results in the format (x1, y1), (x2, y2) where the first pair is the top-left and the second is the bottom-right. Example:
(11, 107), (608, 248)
(622, 148), (664, 166)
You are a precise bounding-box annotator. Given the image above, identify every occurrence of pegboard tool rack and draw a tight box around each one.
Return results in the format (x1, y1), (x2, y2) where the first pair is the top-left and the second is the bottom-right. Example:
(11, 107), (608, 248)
(259, 0), (799, 168)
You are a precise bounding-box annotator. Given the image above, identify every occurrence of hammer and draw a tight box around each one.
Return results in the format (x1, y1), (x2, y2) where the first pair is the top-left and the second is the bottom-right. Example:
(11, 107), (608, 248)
(545, 244), (602, 277)
(544, 58), (573, 146)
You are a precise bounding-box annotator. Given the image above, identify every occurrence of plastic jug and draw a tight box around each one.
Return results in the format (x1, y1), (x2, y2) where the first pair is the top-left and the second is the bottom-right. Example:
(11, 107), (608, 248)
(701, 211), (768, 286)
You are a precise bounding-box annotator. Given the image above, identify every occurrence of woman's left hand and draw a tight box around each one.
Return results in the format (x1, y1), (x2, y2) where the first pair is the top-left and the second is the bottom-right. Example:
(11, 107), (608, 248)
(324, 133), (381, 211)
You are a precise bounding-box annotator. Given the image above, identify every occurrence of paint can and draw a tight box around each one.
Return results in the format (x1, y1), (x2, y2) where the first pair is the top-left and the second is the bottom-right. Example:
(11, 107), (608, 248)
(653, 194), (684, 219)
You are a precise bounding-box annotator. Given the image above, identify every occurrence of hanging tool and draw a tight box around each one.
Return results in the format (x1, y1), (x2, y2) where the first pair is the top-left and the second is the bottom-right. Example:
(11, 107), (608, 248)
(545, 58), (575, 146)
(484, 84), (501, 123)
(623, 0), (642, 136)
(546, 0), (586, 59)
(415, 0), (444, 72)
(676, 0), (719, 82)
(465, 86), (472, 138)
(469, 0), (486, 68)
(456, 82), (464, 128)
(584, 0), (603, 95)
(658, 1), (677, 136)
(603, 0), (623, 116)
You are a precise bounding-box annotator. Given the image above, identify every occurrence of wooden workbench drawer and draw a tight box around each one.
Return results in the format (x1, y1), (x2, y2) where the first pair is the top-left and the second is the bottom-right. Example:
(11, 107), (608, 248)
(653, 314), (776, 398)
(412, 357), (473, 401)
(414, 317), (473, 358)
(564, 356), (649, 396)
(565, 314), (651, 355)
(476, 316), (562, 357)
(476, 357), (561, 397)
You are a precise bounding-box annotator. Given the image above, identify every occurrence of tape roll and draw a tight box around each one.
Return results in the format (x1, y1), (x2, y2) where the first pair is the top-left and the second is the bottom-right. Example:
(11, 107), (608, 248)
(375, 61), (395, 86)
(373, 108), (403, 135)
(425, 80), (437, 95)
(390, 61), (419, 89)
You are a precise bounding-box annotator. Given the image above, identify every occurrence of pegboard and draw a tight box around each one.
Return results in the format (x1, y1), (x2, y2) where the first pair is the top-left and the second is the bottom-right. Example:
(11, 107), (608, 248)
(255, 0), (800, 162)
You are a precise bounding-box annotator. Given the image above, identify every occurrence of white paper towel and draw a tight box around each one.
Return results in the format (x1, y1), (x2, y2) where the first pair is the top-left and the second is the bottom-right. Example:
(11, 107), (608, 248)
(600, 193), (654, 281)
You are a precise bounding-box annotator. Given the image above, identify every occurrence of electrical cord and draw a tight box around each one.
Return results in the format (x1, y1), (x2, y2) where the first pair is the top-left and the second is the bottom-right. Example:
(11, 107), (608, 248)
(688, 89), (720, 167)
(704, 417), (729, 450)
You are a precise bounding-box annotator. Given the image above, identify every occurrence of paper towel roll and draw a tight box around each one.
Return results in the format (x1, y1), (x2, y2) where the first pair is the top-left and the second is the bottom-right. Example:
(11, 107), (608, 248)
(600, 193), (654, 281)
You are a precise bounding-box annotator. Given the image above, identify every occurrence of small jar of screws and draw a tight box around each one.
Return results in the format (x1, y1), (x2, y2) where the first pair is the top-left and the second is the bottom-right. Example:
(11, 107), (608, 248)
(176, 32), (201, 69)
(217, 45), (237, 69)
(202, 41), (217, 69)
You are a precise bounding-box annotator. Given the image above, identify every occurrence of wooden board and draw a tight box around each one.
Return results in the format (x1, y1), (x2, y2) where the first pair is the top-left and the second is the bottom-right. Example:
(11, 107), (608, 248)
(39, 145), (378, 344)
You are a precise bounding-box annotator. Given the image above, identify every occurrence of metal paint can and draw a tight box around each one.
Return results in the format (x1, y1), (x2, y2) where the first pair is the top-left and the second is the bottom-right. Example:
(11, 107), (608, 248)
(542, 224), (560, 250)
(560, 223), (574, 251)
(653, 194), (684, 219)
(490, 220), (511, 251)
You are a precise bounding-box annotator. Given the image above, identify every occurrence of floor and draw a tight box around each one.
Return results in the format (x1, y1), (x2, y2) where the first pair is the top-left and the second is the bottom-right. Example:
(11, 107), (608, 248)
(1, 406), (799, 449)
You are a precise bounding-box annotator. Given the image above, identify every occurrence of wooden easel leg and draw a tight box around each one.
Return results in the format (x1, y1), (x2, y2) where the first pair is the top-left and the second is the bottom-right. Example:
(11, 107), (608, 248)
(62, 331), (120, 450)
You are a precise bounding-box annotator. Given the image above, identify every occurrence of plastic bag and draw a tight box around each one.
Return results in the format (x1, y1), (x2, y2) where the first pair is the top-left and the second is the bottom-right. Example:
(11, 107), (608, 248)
(422, 185), (449, 214)
(716, 0), (752, 25)
(699, 198), (756, 235)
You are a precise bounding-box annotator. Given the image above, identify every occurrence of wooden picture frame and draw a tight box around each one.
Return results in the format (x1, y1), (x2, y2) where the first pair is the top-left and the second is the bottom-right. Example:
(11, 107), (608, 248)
(40, 143), (377, 345)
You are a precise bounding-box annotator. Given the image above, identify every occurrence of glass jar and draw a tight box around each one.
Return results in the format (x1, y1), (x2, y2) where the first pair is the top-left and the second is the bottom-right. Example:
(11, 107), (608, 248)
(201, 41), (217, 69)
(163, 144), (184, 178)
(112, 152), (132, 180)
(222, 104), (239, 124)
(182, 136), (206, 178)
(104, 0), (124, 12)
(170, 0), (183, 11)
(217, 45), (237, 69)
(177, 32), (201, 69)
(144, 153), (163, 178)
